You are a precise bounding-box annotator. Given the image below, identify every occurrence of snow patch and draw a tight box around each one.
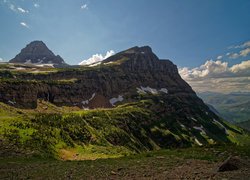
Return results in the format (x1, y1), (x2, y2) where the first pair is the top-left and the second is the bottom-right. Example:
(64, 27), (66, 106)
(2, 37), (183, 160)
(109, 95), (124, 106)
(88, 62), (101, 67)
(213, 119), (229, 135)
(193, 125), (206, 135)
(8, 100), (16, 105)
(180, 124), (185, 128)
(136, 86), (168, 95)
(82, 93), (96, 105)
(37, 59), (43, 64)
(104, 61), (114, 65)
(195, 138), (203, 146)
(15, 67), (26, 70)
(23, 59), (54, 67)
(137, 86), (158, 94)
(191, 117), (198, 122)
(35, 64), (54, 67)
(82, 100), (89, 105)
(89, 93), (96, 101)
(159, 88), (168, 94)
(24, 59), (31, 64)
(137, 87), (146, 94)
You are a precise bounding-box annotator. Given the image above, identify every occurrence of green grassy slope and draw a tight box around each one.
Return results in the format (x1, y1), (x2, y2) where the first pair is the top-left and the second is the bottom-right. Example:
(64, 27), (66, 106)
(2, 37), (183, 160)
(0, 98), (248, 160)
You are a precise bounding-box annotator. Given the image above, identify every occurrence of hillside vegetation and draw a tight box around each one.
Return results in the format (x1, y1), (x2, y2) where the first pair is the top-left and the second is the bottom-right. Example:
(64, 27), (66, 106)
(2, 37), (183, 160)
(198, 92), (250, 123)
(0, 96), (249, 160)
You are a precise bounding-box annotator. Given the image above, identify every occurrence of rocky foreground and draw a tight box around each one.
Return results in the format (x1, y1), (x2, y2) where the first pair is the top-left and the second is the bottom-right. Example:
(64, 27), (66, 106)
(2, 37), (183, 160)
(1, 146), (249, 179)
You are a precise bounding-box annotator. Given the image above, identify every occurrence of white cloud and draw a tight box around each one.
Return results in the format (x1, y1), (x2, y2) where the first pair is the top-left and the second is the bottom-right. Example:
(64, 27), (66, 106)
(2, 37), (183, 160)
(17, 7), (29, 13)
(20, 22), (29, 28)
(179, 60), (250, 93)
(229, 40), (250, 49)
(229, 53), (239, 59)
(81, 4), (88, 10)
(228, 48), (250, 59)
(243, 41), (250, 48)
(179, 60), (230, 80)
(79, 50), (115, 65)
(9, 4), (15, 11)
(240, 48), (250, 57)
(34, 3), (40, 8)
(230, 60), (250, 74)
(217, 55), (223, 60)
(7, 3), (29, 13)
(0, 57), (3, 61)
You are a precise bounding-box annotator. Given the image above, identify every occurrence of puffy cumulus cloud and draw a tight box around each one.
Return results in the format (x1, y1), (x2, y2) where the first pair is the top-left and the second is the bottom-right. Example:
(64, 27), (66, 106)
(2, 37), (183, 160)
(217, 55), (223, 60)
(229, 48), (250, 59)
(179, 60), (229, 80)
(229, 53), (239, 59)
(186, 77), (250, 93)
(20, 22), (29, 28)
(240, 48), (250, 57)
(227, 40), (250, 59)
(9, 4), (15, 11)
(79, 50), (115, 65)
(81, 4), (88, 10)
(7, 3), (29, 13)
(34, 3), (40, 8)
(17, 7), (29, 13)
(231, 60), (250, 74)
(229, 40), (250, 49)
(179, 60), (250, 93)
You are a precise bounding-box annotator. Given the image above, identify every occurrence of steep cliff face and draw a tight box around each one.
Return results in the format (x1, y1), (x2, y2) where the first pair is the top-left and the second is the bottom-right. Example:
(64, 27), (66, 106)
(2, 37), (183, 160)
(1, 46), (195, 109)
(9, 41), (66, 66)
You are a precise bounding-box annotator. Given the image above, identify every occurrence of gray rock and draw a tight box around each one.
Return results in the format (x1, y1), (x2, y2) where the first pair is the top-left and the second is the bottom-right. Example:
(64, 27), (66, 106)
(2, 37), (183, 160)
(9, 41), (66, 66)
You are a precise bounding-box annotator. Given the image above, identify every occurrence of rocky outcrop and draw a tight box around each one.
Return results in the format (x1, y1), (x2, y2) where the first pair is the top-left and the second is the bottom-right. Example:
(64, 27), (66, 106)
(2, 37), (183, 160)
(9, 41), (66, 66)
(217, 156), (242, 172)
(103, 46), (178, 73)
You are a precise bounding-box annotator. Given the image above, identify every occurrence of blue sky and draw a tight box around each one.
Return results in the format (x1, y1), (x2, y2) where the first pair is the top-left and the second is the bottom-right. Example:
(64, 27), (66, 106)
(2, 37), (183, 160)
(0, 0), (250, 68)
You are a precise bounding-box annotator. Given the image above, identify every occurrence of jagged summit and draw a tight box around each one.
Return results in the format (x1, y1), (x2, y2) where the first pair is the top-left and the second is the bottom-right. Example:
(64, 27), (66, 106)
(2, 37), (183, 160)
(9, 41), (66, 66)
(122, 46), (153, 54)
(103, 45), (176, 72)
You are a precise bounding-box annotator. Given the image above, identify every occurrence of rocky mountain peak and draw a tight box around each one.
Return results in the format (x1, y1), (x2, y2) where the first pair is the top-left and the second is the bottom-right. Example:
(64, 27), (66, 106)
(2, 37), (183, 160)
(103, 45), (177, 73)
(123, 46), (153, 54)
(9, 41), (66, 66)
(21, 41), (54, 56)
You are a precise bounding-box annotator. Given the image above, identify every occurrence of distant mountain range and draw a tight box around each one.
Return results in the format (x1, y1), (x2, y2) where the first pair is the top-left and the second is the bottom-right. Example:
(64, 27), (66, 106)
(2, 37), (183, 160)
(236, 119), (250, 131)
(198, 92), (250, 123)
